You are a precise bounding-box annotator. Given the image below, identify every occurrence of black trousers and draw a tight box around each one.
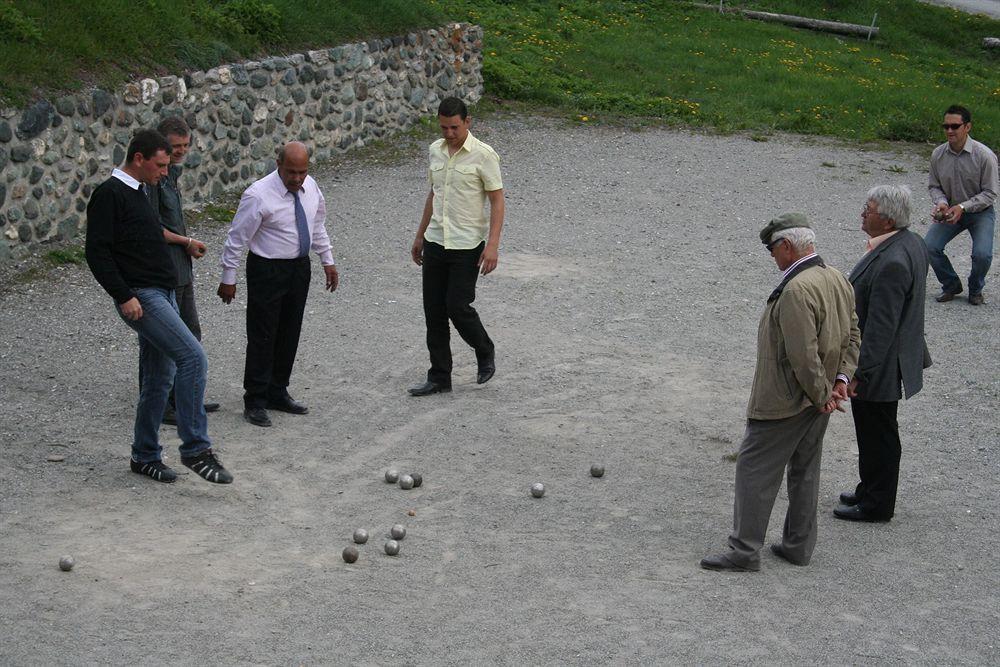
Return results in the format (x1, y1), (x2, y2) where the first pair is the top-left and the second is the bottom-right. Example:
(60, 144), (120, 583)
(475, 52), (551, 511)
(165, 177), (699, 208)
(244, 252), (310, 409)
(851, 398), (901, 519)
(422, 241), (494, 384)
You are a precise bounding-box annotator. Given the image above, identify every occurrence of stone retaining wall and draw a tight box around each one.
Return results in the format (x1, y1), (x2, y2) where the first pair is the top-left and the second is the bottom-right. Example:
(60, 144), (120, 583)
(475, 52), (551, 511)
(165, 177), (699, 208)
(0, 23), (483, 261)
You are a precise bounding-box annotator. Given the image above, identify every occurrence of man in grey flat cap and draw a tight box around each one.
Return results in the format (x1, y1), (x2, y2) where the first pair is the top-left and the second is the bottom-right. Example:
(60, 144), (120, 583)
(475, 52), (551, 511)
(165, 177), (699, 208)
(701, 213), (860, 572)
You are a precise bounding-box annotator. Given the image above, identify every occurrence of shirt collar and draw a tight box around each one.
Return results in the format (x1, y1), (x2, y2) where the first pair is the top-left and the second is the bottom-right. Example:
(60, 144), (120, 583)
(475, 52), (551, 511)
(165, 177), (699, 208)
(436, 131), (477, 157)
(947, 138), (974, 156)
(270, 169), (303, 198)
(111, 168), (142, 190)
(781, 252), (817, 282)
(865, 229), (899, 253)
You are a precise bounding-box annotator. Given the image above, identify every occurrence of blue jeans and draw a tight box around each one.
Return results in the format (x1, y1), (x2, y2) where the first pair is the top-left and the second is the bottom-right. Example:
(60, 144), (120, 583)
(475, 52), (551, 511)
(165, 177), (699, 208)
(924, 207), (995, 296)
(117, 287), (211, 463)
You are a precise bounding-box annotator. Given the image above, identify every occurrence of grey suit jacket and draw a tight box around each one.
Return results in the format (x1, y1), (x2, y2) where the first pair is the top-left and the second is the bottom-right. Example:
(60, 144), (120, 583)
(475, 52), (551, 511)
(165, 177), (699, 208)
(849, 229), (931, 401)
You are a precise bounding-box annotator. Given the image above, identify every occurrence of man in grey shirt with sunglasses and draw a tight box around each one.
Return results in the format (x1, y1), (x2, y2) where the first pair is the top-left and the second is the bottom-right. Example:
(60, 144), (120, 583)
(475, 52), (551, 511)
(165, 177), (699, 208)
(926, 104), (998, 306)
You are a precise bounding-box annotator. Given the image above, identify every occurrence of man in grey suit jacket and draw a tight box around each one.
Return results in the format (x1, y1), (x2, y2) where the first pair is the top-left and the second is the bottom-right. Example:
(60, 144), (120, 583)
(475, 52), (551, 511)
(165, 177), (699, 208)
(835, 185), (931, 522)
(702, 214), (860, 572)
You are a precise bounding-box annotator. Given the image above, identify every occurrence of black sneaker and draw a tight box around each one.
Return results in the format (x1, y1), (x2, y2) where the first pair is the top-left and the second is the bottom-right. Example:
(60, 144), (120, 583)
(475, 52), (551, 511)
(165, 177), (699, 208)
(130, 458), (178, 483)
(181, 449), (234, 484)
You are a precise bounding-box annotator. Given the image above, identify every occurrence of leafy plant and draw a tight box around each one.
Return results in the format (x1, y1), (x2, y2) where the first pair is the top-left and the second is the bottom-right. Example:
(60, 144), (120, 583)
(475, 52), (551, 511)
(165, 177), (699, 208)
(0, 1), (41, 43)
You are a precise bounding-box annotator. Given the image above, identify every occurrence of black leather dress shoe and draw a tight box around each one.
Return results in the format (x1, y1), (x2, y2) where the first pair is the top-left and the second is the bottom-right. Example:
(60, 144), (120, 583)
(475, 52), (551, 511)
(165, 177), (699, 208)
(833, 504), (890, 523)
(162, 405), (177, 426)
(839, 491), (859, 506)
(266, 395), (309, 415)
(476, 362), (495, 385)
(408, 381), (452, 397)
(769, 543), (807, 566)
(243, 407), (272, 427)
(204, 402), (221, 413)
(699, 553), (759, 572)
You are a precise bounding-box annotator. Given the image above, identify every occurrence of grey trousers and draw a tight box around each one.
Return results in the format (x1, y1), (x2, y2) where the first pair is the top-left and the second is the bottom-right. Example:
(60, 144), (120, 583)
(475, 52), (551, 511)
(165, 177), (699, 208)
(168, 282), (202, 406)
(175, 281), (202, 342)
(727, 407), (831, 567)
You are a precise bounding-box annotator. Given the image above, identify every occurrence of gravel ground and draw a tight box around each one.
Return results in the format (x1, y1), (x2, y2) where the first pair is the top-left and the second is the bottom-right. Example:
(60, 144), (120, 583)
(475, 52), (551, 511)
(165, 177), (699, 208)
(919, 0), (1000, 19)
(1, 115), (997, 664)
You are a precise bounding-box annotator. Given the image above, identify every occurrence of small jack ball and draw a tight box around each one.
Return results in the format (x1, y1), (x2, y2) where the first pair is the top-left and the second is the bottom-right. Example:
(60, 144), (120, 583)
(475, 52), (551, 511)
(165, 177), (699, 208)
(384, 540), (400, 556)
(410, 473), (423, 488)
(398, 474), (414, 490)
(58, 556), (75, 572)
(385, 469), (399, 483)
(590, 465), (605, 478)
(530, 483), (545, 498)
(342, 545), (359, 563)
(390, 524), (406, 540)
(353, 528), (369, 544)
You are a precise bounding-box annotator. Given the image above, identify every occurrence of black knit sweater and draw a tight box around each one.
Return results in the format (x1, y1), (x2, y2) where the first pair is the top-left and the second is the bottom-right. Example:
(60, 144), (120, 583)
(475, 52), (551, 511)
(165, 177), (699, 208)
(85, 176), (175, 304)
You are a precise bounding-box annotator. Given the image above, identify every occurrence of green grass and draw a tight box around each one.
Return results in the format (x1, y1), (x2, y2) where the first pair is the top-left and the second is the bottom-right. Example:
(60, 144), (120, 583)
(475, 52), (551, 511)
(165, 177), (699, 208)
(45, 245), (86, 265)
(2, 0), (998, 147)
(438, 0), (1000, 147)
(0, 0), (446, 105)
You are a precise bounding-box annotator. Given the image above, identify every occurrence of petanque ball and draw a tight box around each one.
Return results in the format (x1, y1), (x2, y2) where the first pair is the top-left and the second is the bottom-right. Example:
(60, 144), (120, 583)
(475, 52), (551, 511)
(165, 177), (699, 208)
(398, 474), (414, 490)
(410, 473), (423, 488)
(384, 540), (400, 556)
(353, 528), (369, 544)
(385, 469), (399, 483)
(390, 524), (406, 540)
(530, 483), (545, 498)
(58, 555), (75, 572)
(342, 545), (359, 563)
(590, 464), (605, 478)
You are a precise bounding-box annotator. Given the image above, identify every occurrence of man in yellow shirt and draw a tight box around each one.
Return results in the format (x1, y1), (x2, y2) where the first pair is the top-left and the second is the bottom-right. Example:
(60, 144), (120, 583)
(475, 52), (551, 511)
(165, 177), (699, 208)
(409, 97), (506, 396)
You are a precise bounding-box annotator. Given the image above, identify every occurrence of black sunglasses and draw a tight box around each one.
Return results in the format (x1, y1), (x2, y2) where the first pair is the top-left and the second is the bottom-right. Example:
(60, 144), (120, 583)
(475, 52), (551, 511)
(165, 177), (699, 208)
(941, 123), (967, 130)
(766, 238), (786, 252)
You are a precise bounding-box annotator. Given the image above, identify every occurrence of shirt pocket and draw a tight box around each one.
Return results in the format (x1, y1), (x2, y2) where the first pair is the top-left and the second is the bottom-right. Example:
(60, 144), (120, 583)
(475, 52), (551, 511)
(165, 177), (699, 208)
(452, 163), (481, 194)
(429, 161), (446, 189)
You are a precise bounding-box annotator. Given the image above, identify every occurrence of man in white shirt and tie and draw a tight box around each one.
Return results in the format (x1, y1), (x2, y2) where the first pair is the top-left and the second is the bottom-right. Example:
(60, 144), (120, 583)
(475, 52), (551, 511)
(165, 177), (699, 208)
(218, 142), (339, 427)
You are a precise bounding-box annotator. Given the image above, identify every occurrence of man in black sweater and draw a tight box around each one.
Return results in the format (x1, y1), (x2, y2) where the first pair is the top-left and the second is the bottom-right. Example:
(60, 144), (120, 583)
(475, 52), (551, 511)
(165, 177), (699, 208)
(85, 129), (233, 485)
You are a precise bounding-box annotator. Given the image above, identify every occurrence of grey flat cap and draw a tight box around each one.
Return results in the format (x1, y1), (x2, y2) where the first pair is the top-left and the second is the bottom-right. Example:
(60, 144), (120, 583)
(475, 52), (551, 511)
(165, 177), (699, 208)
(760, 212), (811, 244)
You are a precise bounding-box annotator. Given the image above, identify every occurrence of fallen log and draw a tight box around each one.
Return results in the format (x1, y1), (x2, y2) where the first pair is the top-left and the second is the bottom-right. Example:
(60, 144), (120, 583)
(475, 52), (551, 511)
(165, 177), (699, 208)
(691, 3), (879, 39)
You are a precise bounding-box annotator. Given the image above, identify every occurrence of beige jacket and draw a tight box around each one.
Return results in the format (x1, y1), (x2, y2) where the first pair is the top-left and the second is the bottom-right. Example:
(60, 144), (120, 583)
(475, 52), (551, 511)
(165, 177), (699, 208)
(747, 264), (860, 420)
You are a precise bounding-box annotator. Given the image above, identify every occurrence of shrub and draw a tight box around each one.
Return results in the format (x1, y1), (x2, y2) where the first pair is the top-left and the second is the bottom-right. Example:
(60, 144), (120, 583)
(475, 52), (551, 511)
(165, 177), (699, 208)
(0, 1), (42, 43)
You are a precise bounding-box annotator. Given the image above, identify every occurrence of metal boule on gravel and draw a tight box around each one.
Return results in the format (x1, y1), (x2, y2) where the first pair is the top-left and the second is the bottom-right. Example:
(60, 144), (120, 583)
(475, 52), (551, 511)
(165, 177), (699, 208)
(342, 545), (359, 563)
(530, 482), (545, 498)
(398, 474), (414, 490)
(390, 524), (406, 540)
(58, 555), (75, 572)
(353, 528), (369, 544)
(384, 540), (400, 556)
(410, 473), (423, 488)
(384, 469), (399, 483)
(590, 464), (605, 478)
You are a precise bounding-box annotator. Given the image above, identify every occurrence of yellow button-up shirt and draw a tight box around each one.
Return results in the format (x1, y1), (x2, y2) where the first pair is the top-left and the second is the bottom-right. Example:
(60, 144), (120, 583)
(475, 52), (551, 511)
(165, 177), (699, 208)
(424, 131), (503, 249)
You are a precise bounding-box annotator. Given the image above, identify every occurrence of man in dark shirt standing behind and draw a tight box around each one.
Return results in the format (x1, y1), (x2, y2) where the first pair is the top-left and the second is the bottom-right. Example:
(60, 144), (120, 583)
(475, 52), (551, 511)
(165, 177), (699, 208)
(150, 116), (219, 424)
(86, 129), (233, 485)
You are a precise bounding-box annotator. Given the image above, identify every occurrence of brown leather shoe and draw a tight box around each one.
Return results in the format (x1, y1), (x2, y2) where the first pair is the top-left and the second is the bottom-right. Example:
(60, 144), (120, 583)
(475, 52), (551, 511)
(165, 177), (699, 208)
(935, 289), (961, 302)
(968, 294), (985, 305)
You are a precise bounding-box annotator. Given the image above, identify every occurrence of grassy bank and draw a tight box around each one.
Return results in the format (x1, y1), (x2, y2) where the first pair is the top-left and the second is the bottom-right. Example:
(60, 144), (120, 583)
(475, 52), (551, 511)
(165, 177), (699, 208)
(0, 0), (445, 105)
(1, 0), (998, 146)
(443, 0), (999, 146)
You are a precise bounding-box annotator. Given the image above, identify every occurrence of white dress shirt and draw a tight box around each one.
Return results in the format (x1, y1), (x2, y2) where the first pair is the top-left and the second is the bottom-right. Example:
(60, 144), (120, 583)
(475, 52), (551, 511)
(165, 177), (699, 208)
(220, 169), (334, 284)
